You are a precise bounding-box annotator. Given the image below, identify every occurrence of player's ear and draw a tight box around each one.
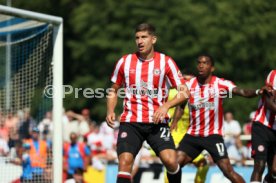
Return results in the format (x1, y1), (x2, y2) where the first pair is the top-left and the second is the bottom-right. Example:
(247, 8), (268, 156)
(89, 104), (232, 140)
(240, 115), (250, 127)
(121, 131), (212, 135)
(152, 36), (157, 44)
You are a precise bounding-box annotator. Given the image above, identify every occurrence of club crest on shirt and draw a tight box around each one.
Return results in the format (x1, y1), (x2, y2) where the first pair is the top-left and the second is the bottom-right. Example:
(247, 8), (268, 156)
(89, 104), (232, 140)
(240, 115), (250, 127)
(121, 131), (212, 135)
(153, 69), (161, 76)
(121, 132), (127, 138)
(258, 145), (265, 152)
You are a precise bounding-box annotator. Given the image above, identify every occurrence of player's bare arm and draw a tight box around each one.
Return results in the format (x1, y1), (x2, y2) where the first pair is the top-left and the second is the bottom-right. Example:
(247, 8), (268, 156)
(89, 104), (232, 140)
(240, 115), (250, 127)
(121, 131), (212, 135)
(153, 84), (190, 123)
(106, 83), (120, 128)
(232, 85), (272, 98)
(232, 87), (261, 97)
(170, 101), (187, 131)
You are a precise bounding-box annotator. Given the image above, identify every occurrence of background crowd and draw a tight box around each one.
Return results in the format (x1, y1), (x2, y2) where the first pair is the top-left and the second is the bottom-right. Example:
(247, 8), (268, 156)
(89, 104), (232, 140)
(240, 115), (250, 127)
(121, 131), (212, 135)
(0, 107), (256, 182)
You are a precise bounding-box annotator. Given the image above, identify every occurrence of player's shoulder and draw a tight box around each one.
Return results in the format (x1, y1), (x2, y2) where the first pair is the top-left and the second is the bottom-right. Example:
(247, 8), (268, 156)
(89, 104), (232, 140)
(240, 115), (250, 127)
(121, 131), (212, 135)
(267, 70), (276, 79)
(120, 53), (134, 60)
(155, 52), (174, 62)
(215, 76), (236, 87)
(215, 76), (232, 83)
(115, 53), (135, 66)
(266, 70), (276, 89)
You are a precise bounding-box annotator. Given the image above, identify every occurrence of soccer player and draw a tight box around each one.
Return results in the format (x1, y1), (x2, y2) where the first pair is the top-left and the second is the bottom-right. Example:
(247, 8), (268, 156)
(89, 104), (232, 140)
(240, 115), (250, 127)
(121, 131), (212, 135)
(164, 80), (209, 183)
(106, 23), (190, 183)
(175, 54), (265, 183)
(250, 70), (276, 183)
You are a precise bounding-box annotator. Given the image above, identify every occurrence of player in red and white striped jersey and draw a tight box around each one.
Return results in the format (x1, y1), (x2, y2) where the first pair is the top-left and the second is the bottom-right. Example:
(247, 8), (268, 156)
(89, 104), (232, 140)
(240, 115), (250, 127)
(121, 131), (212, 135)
(175, 54), (265, 183)
(253, 70), (276, 129)
(106, 23), (190, 183)
(110, 51), (183, 123)
(251, 70), (276, 183)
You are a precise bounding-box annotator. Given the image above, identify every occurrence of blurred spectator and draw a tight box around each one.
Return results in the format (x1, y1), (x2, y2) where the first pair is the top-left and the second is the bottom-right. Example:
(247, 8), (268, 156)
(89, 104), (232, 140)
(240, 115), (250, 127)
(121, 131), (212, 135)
(38, 111), (53, 141)
(10, 143), (33, 182)
(83, 122), (96, 141)
(0, 119), (8, 142)
(243, 111), (255, 135)
(43, 148), (53, 183)
(63, 110), (89, 142)
(65, 168), (86, 183)
(227, 137), (250, 166)
(24, 127), (48, 182)
(87, 124), (105, 156)
(242, 111), (256, 156)
(18, 108), (36, 139)
(87, 122), (119, 170)
(63, 132), (90, 180)
(5, 113), (19, 143)
(9, 140), (23, 161)
(223, 112), (241, 148)
(0, 133), (9, 156)
(100, 122), (115, 150)
(86, 124), (105, 170)
(81, 108), (92, 124)
(21, 143), (33, 182)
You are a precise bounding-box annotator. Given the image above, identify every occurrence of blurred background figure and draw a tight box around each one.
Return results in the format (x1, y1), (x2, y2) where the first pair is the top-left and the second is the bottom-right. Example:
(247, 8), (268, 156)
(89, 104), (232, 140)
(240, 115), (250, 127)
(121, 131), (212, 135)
(0, 133), (9, 157)
(81, 108), (92, 124)
(38, 111), (53, 142)
(243, 111), (255, 135)
(227, 137), (250, 166)
(24, 127), (48, 182)
(223, 112), (242, 148)
(0, 118), (9, 142)
(63, 132), (91, 180)
(63, 110), (90, 143)
(18, 108), (36, 140)
(242, 111), (256, 153)
(5, 112), (19, 149)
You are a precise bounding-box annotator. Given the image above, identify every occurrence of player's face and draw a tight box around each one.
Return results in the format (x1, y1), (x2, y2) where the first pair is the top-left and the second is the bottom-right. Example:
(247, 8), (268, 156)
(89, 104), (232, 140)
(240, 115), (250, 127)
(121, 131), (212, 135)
(197, 56), (214, 78)
(135, 31), (157, 55)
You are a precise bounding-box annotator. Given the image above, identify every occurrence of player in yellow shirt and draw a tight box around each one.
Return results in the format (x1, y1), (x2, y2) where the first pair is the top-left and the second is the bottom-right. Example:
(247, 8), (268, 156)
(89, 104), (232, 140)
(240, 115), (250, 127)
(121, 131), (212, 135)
(164, 87), (209, 183)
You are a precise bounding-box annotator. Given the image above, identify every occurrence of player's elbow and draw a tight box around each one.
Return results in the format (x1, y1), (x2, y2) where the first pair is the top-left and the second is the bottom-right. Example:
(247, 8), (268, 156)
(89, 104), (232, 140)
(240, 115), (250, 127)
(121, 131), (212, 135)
(178, 88), (190, 101)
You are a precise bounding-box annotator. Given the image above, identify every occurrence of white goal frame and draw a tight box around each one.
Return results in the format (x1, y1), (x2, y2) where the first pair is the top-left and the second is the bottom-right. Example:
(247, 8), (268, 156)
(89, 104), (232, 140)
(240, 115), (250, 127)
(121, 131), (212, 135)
(0, 5), (63, 183)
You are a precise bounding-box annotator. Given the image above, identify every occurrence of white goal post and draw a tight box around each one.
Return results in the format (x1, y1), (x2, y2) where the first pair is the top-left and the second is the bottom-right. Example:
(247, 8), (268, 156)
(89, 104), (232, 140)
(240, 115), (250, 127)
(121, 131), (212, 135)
(0, 5), (63, 183)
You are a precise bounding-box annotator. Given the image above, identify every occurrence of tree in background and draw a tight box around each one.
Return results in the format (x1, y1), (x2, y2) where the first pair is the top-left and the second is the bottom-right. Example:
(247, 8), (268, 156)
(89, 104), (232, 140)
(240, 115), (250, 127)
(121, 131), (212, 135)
(5, 0), (276, 123)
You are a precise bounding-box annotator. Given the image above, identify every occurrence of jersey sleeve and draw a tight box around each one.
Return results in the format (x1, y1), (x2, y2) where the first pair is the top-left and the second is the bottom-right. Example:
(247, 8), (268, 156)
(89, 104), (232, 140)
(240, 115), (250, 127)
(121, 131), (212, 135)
(266, 70), (276, 89)
(110, 57), (125, 86)
(184, 78), (193, 91)
(218, 79), (236, 93)
(165, 57), (185, 88)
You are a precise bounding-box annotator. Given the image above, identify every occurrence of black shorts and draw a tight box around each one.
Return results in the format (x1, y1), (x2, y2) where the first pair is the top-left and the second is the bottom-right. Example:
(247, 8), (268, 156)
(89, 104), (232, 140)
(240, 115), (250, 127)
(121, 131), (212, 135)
(178, 134), (228, 163)
(116, 123), (175, 157)
(251, 122), (276, 161)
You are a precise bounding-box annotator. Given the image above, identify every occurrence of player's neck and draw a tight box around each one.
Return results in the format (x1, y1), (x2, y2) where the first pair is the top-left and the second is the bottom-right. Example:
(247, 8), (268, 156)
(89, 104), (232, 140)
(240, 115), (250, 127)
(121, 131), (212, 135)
(138, 49), (155, 60)
(198, 75), (212, 85)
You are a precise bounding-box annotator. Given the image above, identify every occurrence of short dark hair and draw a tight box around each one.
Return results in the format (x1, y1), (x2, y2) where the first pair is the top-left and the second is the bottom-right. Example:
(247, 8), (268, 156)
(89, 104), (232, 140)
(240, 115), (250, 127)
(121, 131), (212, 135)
(198, 54), (214, 66)
(135, 23), (156, 35)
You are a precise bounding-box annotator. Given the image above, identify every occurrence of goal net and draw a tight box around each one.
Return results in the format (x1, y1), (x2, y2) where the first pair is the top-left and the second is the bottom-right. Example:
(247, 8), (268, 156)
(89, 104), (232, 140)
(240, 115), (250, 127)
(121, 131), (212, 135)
(0, 6), (63, 183)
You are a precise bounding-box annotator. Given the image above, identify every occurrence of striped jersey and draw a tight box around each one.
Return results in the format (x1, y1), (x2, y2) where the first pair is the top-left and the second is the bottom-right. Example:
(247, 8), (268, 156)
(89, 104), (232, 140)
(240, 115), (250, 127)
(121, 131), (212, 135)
(253, 70), (276, 130)
(111, 52), (185, 124)
(186, 76), (236, 136)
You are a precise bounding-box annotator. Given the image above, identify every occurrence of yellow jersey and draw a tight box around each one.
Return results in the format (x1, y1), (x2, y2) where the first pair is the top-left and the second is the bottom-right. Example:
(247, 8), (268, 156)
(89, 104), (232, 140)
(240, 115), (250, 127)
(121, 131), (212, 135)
(168, 89), (190, 146)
